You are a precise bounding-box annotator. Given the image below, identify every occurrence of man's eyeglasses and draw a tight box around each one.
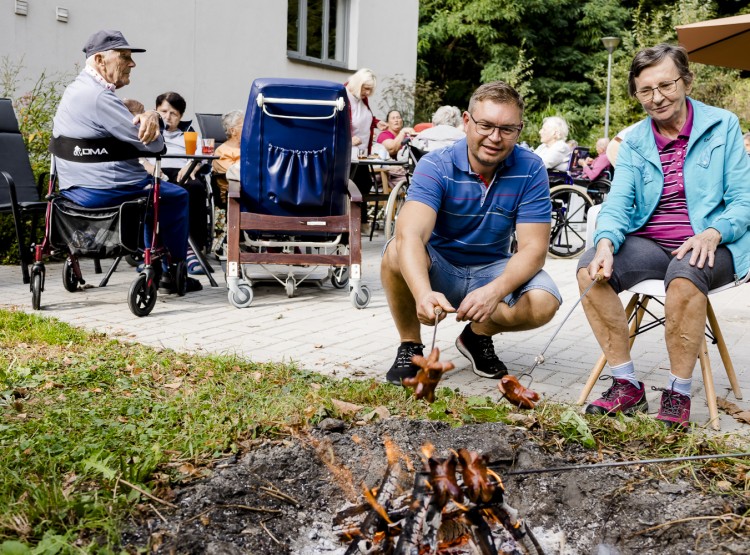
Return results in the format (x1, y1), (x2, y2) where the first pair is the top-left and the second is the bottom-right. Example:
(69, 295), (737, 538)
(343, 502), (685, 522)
(634, 77), (683, 102)
(467, 112), (523, 139)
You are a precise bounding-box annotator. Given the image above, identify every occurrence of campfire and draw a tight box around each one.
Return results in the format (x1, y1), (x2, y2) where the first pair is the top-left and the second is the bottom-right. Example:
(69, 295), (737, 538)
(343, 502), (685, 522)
(333, 440), (544, 554)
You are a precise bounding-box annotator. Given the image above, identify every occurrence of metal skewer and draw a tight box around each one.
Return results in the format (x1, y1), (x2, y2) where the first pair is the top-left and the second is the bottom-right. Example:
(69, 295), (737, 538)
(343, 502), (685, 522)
(522, 272), (604, 379)
(430, 307), (443, 352)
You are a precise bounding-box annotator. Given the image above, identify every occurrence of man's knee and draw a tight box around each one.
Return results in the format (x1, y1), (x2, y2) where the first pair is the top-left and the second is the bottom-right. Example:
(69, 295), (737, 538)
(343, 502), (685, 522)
(510, 289), (559, 327)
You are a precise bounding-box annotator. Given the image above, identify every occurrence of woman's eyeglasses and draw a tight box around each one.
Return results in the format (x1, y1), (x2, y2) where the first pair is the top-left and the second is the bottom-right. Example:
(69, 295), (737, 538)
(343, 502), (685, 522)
(468, 113), (523, 139)
(634, 77), (683, 102)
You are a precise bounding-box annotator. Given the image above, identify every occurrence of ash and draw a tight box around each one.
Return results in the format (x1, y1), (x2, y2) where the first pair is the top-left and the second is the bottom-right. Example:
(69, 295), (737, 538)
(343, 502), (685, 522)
(122, 419), (747, 554)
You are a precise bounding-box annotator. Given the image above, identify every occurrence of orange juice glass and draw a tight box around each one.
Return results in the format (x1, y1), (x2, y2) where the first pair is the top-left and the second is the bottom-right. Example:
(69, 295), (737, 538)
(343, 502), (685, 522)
(183, 132), (198, 155)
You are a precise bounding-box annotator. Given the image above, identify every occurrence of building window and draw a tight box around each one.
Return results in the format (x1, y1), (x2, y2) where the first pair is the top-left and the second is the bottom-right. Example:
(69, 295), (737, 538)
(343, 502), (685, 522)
(287, 0), (348, 68)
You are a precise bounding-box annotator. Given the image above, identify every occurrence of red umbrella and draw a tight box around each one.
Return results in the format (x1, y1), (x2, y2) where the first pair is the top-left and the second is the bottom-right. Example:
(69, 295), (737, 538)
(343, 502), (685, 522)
(676, 14), (750, 71)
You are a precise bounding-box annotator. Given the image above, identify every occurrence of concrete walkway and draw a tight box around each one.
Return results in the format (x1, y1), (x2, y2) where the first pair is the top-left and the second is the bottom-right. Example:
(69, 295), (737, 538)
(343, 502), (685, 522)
(3, 232), (750, 435)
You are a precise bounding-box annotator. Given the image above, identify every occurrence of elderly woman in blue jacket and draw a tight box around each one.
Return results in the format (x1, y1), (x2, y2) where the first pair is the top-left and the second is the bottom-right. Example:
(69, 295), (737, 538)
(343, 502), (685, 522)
(576, 43), (750, 429)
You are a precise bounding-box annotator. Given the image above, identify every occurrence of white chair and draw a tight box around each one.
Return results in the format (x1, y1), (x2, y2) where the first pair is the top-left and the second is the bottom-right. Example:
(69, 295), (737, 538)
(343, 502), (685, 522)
(577, 204), (746, 430)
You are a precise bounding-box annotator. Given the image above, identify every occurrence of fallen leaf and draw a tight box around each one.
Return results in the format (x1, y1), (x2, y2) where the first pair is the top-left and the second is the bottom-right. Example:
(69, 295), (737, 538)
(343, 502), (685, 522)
(715, 480), (733, 491)
(163, 380), (183, 390)
(363, 406), (391, 421)
(314, 344), (323, 349)
(505, 413), (537, 428)
(331, 399), (363, 416)
(716, 397), (750, 425)
(251, 372), (263, 381)
(90, 388), (102, 393)
(310, 383), (322, 391)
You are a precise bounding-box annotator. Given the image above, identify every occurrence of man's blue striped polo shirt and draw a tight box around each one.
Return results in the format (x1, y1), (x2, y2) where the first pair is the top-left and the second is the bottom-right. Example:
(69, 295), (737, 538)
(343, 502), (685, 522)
(406, 138), (550, 266)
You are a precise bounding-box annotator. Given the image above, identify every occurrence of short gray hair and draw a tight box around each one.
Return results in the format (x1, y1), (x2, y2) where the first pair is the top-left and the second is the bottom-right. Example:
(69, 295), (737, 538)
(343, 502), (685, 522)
(628, 43), (694, 97)
(221, 110), (244, 138)
(542, 116), (569, 141)
(431, 105), (462, 127)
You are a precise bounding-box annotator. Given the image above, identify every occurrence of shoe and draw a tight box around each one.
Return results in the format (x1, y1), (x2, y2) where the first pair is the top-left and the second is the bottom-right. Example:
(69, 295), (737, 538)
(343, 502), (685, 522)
(212, 236), (227, 261)
(654, 387), (691, 429)
(385, 342), (425, 385)
(585, 376), (648, 416)
(455, 324), (507, 379)
(158, 273), (203, 294)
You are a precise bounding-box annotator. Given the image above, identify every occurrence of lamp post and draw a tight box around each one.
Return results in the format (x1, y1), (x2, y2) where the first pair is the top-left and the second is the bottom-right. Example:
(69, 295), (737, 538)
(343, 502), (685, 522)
(602, 36), (620, 139)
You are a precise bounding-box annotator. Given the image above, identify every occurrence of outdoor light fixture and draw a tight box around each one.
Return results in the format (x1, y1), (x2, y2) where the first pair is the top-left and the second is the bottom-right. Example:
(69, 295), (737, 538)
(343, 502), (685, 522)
(15, 0), (28, 15)
(56, 6), (68, 22)
(602, 36), (620, 139)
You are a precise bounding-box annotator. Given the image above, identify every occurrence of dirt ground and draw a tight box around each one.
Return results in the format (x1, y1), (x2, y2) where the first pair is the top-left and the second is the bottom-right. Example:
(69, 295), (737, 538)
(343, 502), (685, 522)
(122, 419), (749, 554)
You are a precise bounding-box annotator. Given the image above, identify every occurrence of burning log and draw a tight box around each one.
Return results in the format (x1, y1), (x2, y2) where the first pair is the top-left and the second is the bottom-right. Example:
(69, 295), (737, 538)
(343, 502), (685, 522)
(497, 375), (540, 409)
(336, 446), (545, 555)
(403, 347), (455, 403)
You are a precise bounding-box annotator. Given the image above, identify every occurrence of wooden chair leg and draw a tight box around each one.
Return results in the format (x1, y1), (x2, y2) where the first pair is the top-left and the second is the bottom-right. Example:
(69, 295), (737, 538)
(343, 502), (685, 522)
(577, 293), (641, 405)
(698, 336), (721, 431)
(706, 300), (743, 400)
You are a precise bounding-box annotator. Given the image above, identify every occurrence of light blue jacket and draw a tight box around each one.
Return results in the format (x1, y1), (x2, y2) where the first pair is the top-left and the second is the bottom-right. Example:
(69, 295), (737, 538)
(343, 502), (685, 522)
(595, 98), (750, 279)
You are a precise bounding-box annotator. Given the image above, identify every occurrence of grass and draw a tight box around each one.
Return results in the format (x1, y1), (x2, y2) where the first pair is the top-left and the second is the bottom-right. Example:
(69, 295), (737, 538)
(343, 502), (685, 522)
(0, 307), (748, 553)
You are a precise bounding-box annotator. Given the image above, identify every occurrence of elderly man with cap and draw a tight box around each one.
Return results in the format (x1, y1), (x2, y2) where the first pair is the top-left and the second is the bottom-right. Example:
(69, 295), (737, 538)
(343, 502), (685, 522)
(52, 30), (200, 293)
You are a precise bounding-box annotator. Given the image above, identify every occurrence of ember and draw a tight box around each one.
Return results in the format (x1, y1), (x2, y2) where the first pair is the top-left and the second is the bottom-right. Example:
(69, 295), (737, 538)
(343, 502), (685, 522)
(334, 444), (544, 554)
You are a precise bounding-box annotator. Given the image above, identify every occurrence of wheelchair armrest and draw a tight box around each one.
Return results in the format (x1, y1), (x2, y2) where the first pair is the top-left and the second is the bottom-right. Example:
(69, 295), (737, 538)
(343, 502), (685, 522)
(347, 179), (362, 203)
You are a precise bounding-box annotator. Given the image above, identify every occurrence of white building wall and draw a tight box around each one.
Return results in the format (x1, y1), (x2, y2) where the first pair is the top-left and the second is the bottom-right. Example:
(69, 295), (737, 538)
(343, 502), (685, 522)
(0, 0), (418, 122)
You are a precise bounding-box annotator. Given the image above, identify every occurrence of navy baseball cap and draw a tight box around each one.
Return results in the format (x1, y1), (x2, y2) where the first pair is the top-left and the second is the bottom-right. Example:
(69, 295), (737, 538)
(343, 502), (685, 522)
(82, 30), (145, 58)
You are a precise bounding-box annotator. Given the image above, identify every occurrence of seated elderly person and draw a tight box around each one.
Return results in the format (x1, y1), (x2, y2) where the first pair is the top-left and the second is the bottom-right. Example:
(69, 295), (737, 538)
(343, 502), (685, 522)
(534, 116), (571, 170)
(212, 110), (244, 203)
(412, 105), (466, 152)
(376, 110), (415, 159)
(577, 137), (611, 181)
(577, 43), (750, 429)
(52, 30), (198, 293)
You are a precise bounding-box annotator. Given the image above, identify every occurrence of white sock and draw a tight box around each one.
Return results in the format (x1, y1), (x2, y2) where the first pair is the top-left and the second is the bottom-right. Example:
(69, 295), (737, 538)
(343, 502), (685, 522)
(667, 373), (692, 397)
(610, 360), (639, 388)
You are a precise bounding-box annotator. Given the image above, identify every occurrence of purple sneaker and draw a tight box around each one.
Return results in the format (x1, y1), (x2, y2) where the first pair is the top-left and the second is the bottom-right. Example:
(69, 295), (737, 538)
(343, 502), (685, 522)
(585, 376), (648, 416)
(654, 387), (691, 429)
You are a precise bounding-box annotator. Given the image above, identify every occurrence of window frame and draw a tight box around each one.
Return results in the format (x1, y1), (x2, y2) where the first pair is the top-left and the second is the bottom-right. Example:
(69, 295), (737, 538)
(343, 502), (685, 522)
(287, 0), (349, 70)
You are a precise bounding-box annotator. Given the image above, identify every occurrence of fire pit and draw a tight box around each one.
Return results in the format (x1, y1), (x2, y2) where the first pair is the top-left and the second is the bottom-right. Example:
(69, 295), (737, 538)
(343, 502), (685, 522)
(335, 440), (543, 554)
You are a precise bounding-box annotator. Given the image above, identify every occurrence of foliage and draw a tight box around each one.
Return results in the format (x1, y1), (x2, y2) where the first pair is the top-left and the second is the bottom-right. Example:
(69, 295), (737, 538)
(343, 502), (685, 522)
(1, 309), (748, 551)
(416, 0), (750, 147)
(0, 57), (73, 265)
(377, 74), (446, 126)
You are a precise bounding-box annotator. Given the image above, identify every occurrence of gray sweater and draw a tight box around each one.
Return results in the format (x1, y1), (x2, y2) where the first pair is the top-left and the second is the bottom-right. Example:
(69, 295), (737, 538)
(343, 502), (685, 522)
(52, 70), (164, 189)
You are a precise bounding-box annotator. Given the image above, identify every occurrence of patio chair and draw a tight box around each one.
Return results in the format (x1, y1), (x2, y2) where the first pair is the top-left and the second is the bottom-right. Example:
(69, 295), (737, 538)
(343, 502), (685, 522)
(0, 97), (48, 284)
(577, 204), (746, 430)
(195, 113), (226, 148)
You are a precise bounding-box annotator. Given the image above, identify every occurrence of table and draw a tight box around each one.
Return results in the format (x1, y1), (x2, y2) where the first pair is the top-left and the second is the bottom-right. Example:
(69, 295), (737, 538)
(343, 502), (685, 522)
(159, 153), (220, 286)
(350, 158), (411, 240)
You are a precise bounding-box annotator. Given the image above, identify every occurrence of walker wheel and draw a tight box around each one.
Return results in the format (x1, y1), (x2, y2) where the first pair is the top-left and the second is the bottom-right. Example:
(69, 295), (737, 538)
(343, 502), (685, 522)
(62, 259), (80, 293)
(31, 272), (42, 310)
(128, 273), (157, 317)
(331, 267), (349, 289)
(285, 277), (296, 298)
(350, 284), (371, 309)
(228, 283), (254, 308)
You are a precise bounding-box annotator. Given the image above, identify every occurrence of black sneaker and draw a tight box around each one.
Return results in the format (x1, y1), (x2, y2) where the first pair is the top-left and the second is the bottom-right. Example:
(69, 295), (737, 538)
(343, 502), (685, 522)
(159, 273), (203, 294)
(455, 324), (508, 379)
(385, 342), (425, 385)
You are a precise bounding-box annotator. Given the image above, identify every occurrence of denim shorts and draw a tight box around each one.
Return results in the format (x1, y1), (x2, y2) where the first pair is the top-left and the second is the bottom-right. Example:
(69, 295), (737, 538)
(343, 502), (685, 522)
(384, 238), (562, 308)
(577, 235), (735, 296)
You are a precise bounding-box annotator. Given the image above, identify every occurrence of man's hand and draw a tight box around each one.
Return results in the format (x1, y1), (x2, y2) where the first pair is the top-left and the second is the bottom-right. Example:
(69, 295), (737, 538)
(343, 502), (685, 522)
(176, 164), (190, 184)
(456, 283), (501, 323)
(672, 228), (722, 269)
(416, 291), (454, 325)
(587, 239), (614, 281)
(134, 110), (161, 144)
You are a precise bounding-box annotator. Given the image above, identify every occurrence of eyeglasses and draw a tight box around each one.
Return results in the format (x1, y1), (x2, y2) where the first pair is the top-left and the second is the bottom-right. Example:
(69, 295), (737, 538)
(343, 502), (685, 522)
(634, 77), (683, 102)
(467, 112), (523, 139)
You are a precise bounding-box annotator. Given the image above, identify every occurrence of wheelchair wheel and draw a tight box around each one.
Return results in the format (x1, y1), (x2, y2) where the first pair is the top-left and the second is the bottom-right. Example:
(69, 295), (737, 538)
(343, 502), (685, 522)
(331, 267), (349, 289)
(549, 185), (594, 259)
(384, 180), (408, 241)
(128, 273), (157, 317)
(124, 253), (143, 268)
(31, 272), (42, 311)
(62, 258), (80, 293)
(228, 283), (254, 308)
(350, 284), (371, 309)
